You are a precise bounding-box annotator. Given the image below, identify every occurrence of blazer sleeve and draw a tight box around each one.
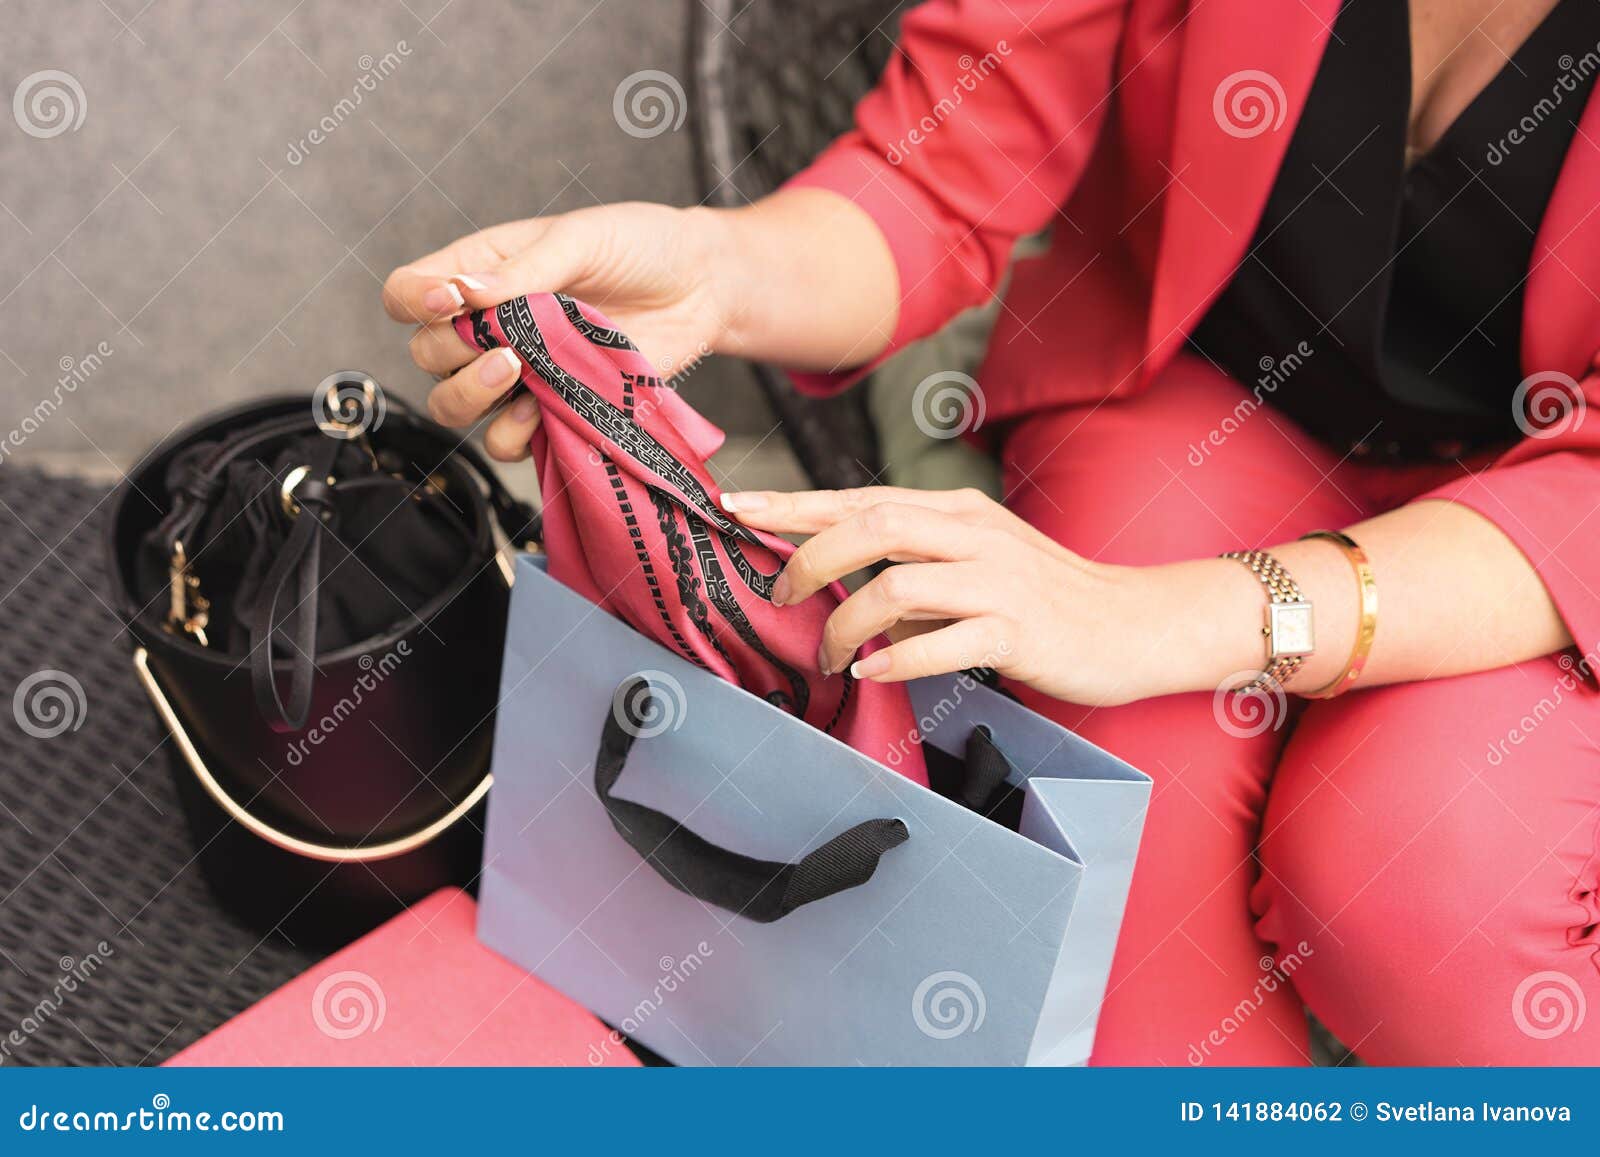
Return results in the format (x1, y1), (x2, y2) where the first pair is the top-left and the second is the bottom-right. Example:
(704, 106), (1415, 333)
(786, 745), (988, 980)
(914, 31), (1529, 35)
(1413, 370), (1600, 668)
(783, 0), (1130, 393)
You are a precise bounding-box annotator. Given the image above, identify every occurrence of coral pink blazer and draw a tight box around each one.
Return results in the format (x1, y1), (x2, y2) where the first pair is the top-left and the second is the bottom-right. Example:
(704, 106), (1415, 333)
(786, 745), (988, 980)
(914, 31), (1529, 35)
(789, 0), (1600, 666)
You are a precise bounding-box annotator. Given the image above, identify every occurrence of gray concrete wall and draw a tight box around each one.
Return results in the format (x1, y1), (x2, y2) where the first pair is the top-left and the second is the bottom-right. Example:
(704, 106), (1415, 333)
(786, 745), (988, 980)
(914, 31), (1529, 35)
(0, 0), (770, 473)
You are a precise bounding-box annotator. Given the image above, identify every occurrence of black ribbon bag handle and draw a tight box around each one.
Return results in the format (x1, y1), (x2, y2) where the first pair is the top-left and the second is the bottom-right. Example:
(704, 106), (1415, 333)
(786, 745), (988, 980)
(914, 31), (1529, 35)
(595, 676), (910, 923)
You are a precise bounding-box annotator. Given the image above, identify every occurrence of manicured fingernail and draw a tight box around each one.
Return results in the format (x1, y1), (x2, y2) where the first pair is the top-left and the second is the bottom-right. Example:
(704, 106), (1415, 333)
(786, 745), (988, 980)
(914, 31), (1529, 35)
(851, 653), (890, 680)
(771, 571), (792, 606)
(721, 491), (767, 513)
(509, 393), (538, 422)
(480, 348), (520, 389)
(422, 283), (465, 315)
(816, 645), (833, 676)
(456, 272), (498, 292)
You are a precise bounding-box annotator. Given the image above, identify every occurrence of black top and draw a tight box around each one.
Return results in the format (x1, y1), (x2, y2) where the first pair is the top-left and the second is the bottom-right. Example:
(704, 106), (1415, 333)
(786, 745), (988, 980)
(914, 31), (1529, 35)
(1190, 0), (1600, 461)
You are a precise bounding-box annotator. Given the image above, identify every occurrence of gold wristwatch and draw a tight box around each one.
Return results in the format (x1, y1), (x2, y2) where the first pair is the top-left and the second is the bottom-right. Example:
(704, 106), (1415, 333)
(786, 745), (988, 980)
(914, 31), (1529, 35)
(1221, 549), (1314, 693)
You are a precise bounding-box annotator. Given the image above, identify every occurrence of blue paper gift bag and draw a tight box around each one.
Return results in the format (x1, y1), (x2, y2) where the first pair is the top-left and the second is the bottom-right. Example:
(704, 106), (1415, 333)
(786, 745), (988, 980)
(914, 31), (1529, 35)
(477, 555), (1151, 1066)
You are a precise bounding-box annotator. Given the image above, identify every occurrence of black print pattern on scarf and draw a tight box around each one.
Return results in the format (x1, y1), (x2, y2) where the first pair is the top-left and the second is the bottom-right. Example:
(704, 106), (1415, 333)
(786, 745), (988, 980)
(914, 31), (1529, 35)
(822, 668), (856, 738)
(651, 485), (739, 673)
(472, 311), (499, 351)
(559, 295), (637, 350)
(602, 456), (705, 669)
(602, 369), (705, 669)
(495, 296), (757, 545)
(505, 295), (781, 604)
(497, 294), (828, 722)
(683, 509), (805, 715)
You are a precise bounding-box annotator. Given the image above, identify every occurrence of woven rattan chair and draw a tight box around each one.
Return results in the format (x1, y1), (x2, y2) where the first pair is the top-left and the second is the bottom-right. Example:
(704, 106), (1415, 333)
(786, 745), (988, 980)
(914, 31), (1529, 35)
(688, 0), (908, 489)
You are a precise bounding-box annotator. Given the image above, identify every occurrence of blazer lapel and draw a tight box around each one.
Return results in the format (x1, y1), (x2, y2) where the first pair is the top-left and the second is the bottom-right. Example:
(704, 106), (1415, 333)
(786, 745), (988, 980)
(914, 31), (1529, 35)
(1141, 0), (1341, 379)
(1522, 87), (1600, 380)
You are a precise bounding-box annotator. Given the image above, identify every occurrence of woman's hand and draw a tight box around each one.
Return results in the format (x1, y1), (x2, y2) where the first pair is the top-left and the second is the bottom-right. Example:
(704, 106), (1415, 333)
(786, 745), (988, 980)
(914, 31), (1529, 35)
(383, 189), (900, 462)
(383, 203), (742, 459)
(720, 485), (1216, 707)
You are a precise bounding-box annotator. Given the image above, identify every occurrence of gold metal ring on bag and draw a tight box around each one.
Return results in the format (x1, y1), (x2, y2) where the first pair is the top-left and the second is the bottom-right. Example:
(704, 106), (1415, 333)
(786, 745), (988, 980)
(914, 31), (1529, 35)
(132, 647), (493, 864)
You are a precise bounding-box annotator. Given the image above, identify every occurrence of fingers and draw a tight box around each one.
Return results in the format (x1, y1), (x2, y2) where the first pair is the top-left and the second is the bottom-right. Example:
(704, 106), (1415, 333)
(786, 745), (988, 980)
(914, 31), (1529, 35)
(408, 320), (477, 376)
(382, 220), (546, 323)
(722, 485), (995, 536)
(426, 348), (524, 427)
(385, 266), (530, 325)
(483, 394), (541, 461)
(383, 269), (467, 325)
(726, 483), (1090, 566)
(383, 215), (596, 323)
(771, 502), (999, 606)
(817, 562), (994, 675)
(461, 218), (593, 309)
(848, 617), (1014, 684)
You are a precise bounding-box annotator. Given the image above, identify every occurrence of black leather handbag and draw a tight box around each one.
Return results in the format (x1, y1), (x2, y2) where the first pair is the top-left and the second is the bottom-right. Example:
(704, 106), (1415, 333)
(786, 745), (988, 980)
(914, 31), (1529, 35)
(107, 375), (539, 946)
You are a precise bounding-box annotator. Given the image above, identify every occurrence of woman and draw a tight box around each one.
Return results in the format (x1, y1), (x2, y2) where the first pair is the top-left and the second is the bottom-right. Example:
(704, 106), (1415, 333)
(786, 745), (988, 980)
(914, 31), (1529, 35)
(385, 0), (1600, 1064)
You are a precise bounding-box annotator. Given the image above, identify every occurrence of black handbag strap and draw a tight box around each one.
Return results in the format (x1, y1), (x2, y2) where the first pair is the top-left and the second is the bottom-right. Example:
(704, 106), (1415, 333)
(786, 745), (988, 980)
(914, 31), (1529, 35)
(151, 413), (312, 555)
(595, 676), (911, 923)
(249, 436), (340, 732)
(216, 398), (540, 729)
(147, 389), (542, 733)
(156, 400), (541, 563)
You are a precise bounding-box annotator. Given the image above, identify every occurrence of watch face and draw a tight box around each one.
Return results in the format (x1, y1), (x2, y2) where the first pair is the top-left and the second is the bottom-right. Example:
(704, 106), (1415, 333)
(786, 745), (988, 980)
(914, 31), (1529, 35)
(1269, 601), (1315, 657)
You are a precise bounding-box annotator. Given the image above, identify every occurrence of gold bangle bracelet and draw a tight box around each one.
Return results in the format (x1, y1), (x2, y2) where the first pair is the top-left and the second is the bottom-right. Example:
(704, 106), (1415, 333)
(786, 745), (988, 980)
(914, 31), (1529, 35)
(1298, 530), (1377, 699)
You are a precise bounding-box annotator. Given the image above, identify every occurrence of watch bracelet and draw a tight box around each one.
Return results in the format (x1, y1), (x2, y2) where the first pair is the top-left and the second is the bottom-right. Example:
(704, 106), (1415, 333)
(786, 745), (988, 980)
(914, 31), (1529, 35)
(1221, 548), (1308, 695)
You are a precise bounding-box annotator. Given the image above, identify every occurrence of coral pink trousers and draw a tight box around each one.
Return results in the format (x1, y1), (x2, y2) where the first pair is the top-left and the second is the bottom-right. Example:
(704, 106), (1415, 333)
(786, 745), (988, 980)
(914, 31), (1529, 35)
(1000, 356), (1600, 1065)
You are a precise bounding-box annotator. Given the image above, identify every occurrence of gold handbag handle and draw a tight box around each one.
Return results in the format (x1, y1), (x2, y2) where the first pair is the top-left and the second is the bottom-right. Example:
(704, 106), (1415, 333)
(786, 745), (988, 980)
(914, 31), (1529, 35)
(133, 647), (493, 864)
